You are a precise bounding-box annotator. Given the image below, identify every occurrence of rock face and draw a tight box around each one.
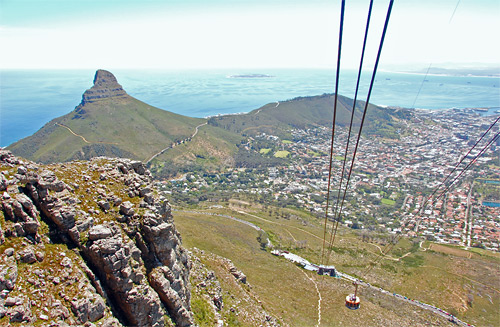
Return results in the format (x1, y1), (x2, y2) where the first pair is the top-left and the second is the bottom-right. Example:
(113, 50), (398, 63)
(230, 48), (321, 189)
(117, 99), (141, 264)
(80, 69), (128, 105)
(0, 149), (193, 326)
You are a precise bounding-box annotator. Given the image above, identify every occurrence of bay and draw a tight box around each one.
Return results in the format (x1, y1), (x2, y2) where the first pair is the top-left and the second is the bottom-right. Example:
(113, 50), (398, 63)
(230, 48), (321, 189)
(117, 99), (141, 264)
(1, 68), (499, 147)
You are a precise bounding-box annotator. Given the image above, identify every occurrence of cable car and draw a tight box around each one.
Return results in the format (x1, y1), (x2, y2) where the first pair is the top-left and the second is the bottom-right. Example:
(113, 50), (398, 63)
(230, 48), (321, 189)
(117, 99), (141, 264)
(345, 282), (360, 309)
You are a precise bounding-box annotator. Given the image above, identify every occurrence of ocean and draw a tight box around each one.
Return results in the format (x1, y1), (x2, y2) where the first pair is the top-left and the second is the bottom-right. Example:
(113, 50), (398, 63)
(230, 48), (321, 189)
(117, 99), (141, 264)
(1, 68), (499, 147)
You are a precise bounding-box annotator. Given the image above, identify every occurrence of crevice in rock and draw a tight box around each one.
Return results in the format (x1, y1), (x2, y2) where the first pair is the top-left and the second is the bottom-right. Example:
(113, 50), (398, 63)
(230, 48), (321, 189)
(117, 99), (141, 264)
(135, 227), (181, 325)
(78, 248), (131, 326)
(19, 184), (77, 249)
(21, 184), (131, 326)
(134, 230), (158, 275)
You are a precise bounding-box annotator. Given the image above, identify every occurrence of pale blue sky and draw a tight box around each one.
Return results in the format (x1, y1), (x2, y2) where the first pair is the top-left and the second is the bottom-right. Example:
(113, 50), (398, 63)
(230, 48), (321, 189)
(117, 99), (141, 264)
(1, 0), (499, 69)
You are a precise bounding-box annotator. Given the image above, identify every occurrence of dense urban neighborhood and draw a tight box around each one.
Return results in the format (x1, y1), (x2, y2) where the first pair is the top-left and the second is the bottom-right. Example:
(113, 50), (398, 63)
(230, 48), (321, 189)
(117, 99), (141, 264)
(163, 109), (500, 251)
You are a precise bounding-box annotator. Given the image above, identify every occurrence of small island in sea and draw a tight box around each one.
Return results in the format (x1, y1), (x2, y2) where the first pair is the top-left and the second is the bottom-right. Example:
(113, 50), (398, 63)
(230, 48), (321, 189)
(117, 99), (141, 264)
(228, 73), (274, 78)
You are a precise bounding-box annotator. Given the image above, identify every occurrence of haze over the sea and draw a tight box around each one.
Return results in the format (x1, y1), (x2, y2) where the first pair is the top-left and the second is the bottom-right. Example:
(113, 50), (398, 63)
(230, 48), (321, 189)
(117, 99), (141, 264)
(1, 0), (499, 146)
(1, 0), (499, 70)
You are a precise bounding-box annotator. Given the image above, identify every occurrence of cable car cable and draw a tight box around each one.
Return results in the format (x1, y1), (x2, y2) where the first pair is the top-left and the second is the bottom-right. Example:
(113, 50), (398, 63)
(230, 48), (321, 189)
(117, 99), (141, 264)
(364, 130), (499, 275)
(412, 0), (462, 109)
(435, 131), (499, 202)
(330, 0), (374, 248)
(326, 0), (394, 267)
(420, 115), (500, 211)
(321, 0), (346, 266)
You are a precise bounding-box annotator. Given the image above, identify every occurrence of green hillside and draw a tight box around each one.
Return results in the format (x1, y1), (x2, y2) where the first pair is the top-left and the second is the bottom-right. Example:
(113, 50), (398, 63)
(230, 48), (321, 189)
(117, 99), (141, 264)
(209, 93), (410, 139)
(149, 124), (243, 178)
(173, 200), (500, 327)
(8, 70), (205, 163)
(8, 70), (413, 175)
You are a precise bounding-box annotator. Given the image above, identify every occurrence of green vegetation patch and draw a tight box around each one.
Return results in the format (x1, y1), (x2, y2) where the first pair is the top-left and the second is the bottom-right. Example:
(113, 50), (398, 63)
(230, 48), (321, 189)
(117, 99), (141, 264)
(173, 201), (500, 326)
(401, 254), (425, 267)
(259, 148), (272, 155)
(191, 295), (216, 326)
(282, 140), (293, 144)
(307, 150), (321, 157)
(274, 150), (290, 158)
(381, 198), (396, 206)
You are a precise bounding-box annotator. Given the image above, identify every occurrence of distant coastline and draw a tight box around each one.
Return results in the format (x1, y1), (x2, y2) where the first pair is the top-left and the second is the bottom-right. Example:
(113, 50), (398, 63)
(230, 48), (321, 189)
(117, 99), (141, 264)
(400, 72), (500, 79)
(388, 67), (500, 79)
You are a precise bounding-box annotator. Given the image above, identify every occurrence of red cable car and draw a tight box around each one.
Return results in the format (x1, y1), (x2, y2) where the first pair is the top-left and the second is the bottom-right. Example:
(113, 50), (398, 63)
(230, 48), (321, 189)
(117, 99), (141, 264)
(345, 282), (361, 309)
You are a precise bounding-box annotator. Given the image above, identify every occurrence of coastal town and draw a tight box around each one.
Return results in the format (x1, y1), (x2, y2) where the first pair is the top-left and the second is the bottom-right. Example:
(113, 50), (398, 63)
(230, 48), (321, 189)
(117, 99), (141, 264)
(163, 109), (500, 252)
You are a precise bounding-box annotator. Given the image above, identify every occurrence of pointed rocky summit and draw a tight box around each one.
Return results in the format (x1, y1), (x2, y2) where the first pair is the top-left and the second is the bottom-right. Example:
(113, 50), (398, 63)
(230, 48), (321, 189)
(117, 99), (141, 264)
(7, 69), (205, 163)
(80, 69), (128, 105)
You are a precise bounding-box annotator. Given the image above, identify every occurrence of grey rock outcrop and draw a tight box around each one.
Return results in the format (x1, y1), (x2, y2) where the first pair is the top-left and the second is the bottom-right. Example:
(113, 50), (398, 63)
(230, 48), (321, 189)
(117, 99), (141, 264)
(0, 257), (17, 292)
(81, 70), (128, 105)
(0, 150), (193, 326)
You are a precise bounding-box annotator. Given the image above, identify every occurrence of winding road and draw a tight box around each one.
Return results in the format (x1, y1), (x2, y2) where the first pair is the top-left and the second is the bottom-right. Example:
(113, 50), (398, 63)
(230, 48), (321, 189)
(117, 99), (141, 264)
(145, 122), (207, 164)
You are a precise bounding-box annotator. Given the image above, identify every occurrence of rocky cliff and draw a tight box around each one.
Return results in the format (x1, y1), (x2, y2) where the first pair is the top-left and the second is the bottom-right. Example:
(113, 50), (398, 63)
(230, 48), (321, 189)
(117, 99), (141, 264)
(82, 69), (129, 104)
(73, 69), (129, 118)
(0, 149), (193, 326)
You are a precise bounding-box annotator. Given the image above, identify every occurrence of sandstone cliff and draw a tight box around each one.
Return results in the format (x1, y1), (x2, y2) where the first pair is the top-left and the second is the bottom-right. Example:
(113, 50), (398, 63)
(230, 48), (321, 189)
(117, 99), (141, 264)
(0, 149), (193, 326)
(75, 69), (129, 116)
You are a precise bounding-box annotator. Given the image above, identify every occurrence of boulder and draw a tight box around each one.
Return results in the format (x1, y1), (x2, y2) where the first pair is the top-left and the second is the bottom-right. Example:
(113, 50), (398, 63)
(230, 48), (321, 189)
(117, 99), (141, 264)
(17, 247), (36, 264)
(23, 219), (40, 234)
(0, 174), (7, 191)
(17, 166), (27, 175)
(15, 194), (32, 211)
(119, 201), (135, 216)
(4, 296), (22, 306)
(38, 170), (66, 192)
(113, 196), (123, 206)
(0, 258), (17, 291)
(98, 200), (110, 212)
(3, 248), (14, 257)
(71, 295), (106, 323)
(139, 187), (151, 197)
(130, 161), (146, 175)
(60, 257), (72, 268)
(88, 225), (113, 241)
(7, 302), (32, 323)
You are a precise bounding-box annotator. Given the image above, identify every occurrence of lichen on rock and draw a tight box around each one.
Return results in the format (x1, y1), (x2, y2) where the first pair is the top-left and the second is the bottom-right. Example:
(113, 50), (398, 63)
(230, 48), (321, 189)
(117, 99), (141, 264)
(0, 149), (194, 326)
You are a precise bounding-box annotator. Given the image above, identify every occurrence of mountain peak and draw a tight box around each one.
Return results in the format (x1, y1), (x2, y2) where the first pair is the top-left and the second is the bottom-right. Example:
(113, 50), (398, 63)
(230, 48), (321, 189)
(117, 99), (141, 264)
(93, 69), (120, 87)
(80, 69), (128, 104)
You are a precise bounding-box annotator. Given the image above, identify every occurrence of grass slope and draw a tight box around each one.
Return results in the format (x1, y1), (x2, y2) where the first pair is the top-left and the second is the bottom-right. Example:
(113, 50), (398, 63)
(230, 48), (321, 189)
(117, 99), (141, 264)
(149, 124), (243, 178)
(208, 94), (410, 139)
(173, 200), (500, 327)
(8, 96), (205, 163)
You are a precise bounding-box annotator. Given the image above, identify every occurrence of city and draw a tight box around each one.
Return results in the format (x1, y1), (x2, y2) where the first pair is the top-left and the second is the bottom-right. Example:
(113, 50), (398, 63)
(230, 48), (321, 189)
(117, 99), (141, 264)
(163, 109), (500, 251)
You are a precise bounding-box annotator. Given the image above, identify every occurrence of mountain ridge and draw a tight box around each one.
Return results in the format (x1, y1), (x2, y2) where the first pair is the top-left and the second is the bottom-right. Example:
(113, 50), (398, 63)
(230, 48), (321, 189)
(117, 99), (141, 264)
(8, 70), (205, 163)
(8, 70), (412, 177)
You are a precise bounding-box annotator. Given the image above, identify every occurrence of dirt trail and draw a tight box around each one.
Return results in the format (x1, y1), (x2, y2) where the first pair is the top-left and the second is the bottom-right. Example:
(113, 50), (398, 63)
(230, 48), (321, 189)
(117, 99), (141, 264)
(237, 210), (409, 261)
(178, 207), (476, 327)
(296, 267), (321, 327)
(55, 123), (118, 145)
(145, 122), (207, 164)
